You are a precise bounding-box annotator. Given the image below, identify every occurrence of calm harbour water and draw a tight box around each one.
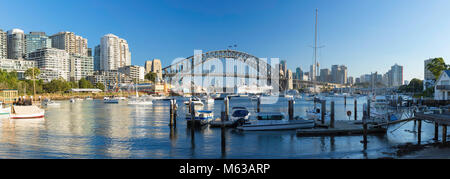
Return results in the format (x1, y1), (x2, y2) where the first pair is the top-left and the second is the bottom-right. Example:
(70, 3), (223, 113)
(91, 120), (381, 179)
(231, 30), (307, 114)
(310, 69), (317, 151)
(0, 97), (440, 159)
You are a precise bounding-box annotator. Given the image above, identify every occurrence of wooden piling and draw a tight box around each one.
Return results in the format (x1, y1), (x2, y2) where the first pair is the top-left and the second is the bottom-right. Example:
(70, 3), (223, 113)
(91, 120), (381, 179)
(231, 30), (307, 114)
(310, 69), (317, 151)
(367, 99), (371, 119)
(173, 99), (177, 126)
(221, 127), (226, 158)
(434, 122), (439, 141)
(321, 100), (326, 124)
(288, 99), (294, 120)
(354, 98), (357, 121)
(257, 97), (261, 113)
(344, 96), (347, 106)
(169, 99), (174, 126)
(418, 119), (422, 145)
(443, 125), (447, 144)
(224, 97), (229, 121)
(330, 101), (335, 128)
(361, 108), (368, 147)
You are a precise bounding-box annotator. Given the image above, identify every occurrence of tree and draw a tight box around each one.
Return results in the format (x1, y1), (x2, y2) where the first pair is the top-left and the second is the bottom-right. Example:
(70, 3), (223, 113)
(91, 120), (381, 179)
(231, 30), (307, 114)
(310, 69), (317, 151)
(95, 82), (105, 91)
(24, 67), (41, 79)
(78, 78), (94, 88)
(145, 72), (157, 83)
(427, 58), (449, 79)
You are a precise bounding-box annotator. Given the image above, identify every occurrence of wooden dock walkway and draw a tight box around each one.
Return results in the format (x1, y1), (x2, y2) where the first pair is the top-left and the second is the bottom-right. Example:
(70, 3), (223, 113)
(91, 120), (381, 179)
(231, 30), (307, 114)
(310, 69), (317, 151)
(296, 120), (387, 137)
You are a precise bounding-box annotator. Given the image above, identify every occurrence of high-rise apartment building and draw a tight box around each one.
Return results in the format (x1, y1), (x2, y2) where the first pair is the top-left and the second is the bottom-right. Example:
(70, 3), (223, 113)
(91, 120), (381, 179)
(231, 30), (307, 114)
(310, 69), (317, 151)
(100, 34), (131, 71)
(50, 31), (88, 56)
(0, 29), (7, 59)
(295, 67), (303, 80)
(118, 65), (145, 83)
(27, 48), (70, 82)
(390, 64), (403, 87)
(94, 45), (101, 71)
(7, 29), (26, 59)
(424, 58), (437, 90)
(25, 32), (52, 56)
(319, 68), (330, 82)
(424, 58), (435, 81)
(69, 54), (94, 81)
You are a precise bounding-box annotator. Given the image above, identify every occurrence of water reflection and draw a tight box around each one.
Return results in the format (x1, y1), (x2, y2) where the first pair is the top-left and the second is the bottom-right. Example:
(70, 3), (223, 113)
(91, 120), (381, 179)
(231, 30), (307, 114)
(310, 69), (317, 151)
(0, 97), (437, 158)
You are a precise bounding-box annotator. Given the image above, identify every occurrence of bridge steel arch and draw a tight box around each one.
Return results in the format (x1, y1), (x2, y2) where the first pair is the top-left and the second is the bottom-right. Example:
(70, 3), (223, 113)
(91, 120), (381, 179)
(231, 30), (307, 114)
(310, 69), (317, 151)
(162, 50), (281, 88)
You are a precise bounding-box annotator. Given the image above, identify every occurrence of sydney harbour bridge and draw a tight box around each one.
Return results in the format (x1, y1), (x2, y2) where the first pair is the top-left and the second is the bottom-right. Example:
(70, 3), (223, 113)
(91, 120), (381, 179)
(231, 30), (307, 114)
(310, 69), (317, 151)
(161, 49), (329, 94)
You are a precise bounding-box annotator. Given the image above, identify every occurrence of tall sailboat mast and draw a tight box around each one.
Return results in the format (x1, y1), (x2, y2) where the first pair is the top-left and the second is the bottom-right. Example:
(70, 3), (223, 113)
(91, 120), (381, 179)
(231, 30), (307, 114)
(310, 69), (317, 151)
(313, 8), (318, 94)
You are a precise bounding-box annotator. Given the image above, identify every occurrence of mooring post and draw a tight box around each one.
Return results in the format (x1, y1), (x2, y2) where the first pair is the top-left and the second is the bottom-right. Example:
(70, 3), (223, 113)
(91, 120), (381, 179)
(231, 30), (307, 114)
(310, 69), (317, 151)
(434, 122), (439, 141)
(321, 100), (326, 124)
(257, 97), (261, 113)
(190, 101), (196, 127)
(417, 119), (422, 145)
(354, 98), (357, 120)
(361, 107), (368, 148)
(443, 125), (447, 144)
(344, 96), (347, 106)
(330, 101), (335, 128)
(288, 99), (294, 120)
(221, 126), (226, 158)
(169, 99), (174, 126)
(173, 99), (177, 127)
(224, 96), (229, 121)
(367, 99), (371, 120)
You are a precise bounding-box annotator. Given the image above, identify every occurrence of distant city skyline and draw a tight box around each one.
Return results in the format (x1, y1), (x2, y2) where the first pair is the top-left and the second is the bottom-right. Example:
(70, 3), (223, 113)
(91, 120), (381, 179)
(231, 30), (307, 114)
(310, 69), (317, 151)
(1, 0), (450, 81)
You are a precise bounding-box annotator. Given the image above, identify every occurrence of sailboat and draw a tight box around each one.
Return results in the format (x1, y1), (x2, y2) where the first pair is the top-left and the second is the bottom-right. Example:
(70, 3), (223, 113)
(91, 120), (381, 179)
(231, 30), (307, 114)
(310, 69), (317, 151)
(10, 67), (45, 119)
(128, 83), (152, 105)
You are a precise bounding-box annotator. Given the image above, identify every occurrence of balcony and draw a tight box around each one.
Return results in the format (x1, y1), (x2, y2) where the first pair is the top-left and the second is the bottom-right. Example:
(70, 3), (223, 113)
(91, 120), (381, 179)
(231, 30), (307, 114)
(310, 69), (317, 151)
(436, 85), (450, 90)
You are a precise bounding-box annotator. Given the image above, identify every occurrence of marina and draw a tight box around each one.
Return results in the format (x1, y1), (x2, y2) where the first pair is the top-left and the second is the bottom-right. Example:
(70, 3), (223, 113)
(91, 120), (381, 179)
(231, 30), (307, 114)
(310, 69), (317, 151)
(0, 95), (447, 159)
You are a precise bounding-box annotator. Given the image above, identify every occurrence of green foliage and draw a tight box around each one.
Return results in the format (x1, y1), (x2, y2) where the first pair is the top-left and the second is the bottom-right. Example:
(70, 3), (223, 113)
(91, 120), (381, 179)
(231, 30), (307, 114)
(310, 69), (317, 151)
(24, 67), (41, 79)
(0, 69), (19, 90)
(95, 82), (105, 91)
(145, 72), (157, 83)
(398, 78), (423, 93)
(43, 78), (71, 93)
(78, 78), (94, 88)
(426, 58), (449, 79)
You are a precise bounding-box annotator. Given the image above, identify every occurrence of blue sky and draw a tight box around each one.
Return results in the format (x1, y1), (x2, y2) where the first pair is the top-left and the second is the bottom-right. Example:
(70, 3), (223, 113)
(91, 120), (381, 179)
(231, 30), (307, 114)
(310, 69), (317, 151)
(1, 0), (449, 81)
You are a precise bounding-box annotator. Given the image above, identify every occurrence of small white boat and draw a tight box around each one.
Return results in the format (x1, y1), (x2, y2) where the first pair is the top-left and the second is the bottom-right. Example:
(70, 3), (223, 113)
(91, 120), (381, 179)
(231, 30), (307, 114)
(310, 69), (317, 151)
(128, 96), (153, 105)
(104, 97), (119, 104)
(149, 95), (168, 101)
(186, 110), (214, 126)
(10, 105), (45, 119)
(202, 96), (215, 105)
(372, 96), (389, 108)
(306, 108), (330, 120)
(85, 97), (93, 100)
(42, 99), (60, 106)
(209, 107), (250, 127)
(184, 97), (204, 106)
(0, 102), (11, 117)
(69, 98), (76, 103)
(237, 112), (315, 131)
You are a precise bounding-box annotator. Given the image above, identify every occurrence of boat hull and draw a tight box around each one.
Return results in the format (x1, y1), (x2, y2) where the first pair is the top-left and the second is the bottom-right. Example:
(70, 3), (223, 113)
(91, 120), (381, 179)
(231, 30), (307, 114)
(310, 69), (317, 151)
(237, 120), (315, 131)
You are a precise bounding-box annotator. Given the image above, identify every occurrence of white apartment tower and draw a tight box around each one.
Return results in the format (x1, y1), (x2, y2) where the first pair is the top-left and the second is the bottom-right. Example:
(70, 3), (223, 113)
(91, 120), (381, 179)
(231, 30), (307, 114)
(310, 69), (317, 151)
(100, 34), (131, 71)
(0, 29), (7, 59)
(7, 29), (26, 59)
